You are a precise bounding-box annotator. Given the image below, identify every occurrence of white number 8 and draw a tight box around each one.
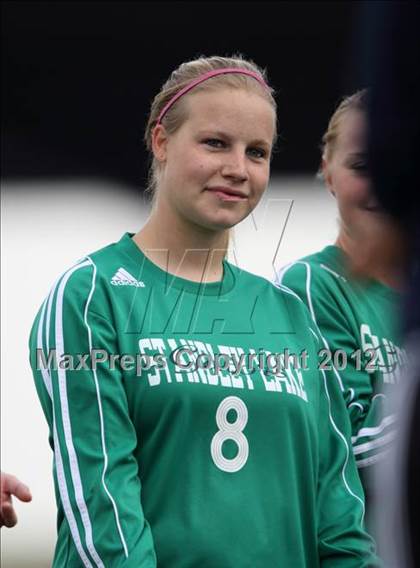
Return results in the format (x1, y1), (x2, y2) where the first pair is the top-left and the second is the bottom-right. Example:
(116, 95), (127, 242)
(211, 396), (249, 473)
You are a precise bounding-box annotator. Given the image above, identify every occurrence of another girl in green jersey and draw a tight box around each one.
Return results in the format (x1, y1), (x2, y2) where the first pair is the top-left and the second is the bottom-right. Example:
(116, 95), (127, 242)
(29, 58), (378, 567)
(278, 90), (405, 516)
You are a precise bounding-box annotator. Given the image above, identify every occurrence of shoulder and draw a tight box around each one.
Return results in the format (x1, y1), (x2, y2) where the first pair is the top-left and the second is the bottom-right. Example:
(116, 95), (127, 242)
(228, 262), (313, 321)
(58, 241), (117, 290)
(228, 262), (299, 299)
(40, 238), (128, 318)
(277, 248), (347, 296)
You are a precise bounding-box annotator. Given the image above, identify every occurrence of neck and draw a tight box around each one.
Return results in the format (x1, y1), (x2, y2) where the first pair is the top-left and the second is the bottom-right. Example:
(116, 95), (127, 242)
(133, 202), (229, 283)
(335, 230), (402, 290)
(334, 230), (352, 259)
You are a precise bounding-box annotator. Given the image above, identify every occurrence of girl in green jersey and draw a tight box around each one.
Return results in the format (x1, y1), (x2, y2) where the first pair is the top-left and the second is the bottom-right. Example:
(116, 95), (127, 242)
(278, 90), (405, 521)
(29, 58), (378, 567)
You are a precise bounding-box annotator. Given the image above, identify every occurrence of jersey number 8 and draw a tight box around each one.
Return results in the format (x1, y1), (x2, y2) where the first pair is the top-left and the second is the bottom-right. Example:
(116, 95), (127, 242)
(211, 396), (249, 473)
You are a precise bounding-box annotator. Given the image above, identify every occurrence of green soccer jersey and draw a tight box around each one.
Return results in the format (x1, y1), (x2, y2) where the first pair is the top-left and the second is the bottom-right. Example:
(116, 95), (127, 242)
(277, 246), (405, 489)
(29, 233), (378, 567)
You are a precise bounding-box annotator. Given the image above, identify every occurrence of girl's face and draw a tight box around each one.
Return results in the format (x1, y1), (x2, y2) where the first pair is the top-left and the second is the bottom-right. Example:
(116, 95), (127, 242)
(323, 110), (379, 234)
(153, 87), (276, 232)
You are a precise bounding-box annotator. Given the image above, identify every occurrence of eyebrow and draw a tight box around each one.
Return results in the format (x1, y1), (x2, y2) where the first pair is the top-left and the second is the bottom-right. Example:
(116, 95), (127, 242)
(347, 152), (367, 159)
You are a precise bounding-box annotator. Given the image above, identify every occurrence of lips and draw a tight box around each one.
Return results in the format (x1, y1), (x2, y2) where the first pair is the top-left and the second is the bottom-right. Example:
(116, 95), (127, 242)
(206, 186), (247, 202)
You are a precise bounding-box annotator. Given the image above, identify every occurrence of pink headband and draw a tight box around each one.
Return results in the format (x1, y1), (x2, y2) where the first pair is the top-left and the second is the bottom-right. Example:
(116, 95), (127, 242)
(156, 68), (269, 126)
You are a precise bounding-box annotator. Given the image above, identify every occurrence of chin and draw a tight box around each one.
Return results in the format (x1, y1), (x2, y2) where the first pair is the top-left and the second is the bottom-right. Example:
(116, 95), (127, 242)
(198, 220), (236, 233)
(213, 207), (252, 228)
(202, 213), (246, 232)
(187, 204), (251, 232)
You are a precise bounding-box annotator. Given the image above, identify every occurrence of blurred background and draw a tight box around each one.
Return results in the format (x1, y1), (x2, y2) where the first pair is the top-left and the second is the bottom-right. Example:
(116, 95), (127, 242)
(2, 0), (364, 185)
(2, 1), (365, 565)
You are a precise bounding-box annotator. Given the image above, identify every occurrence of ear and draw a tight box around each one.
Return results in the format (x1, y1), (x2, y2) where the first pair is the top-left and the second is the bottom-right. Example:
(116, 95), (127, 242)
(151, 124), (168, 163)
(322, 157), (335, 197)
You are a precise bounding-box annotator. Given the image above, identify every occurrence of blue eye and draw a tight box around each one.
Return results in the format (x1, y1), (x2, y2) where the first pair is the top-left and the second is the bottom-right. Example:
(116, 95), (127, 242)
(203, 138), (225, 148)
(247, 147), (267, 159)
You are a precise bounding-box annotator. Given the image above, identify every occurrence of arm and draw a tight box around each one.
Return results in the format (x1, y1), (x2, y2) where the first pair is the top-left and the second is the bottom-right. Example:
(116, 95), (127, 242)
(0, 472), (32, 528)
(29, 260), (156, 567)
(278, 262), (387, 466)
(275, 290), (380, 564)
(317, 363), (380, 566)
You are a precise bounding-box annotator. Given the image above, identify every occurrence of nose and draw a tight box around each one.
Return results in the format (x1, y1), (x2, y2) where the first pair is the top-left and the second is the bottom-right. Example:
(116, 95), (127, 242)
(221, 149), (249, 183)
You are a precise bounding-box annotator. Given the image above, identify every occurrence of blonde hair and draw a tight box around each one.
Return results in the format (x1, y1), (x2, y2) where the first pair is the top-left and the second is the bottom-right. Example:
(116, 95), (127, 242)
(144, 54), (277, 193)
(321, 89), (368, 162)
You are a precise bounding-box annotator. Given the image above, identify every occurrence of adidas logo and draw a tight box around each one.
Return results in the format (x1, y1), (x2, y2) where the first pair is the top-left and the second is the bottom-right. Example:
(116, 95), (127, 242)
(111, 267), (145, 288)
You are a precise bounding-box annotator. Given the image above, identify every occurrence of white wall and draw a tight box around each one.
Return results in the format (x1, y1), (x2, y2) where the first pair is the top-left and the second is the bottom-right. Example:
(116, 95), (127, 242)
(1, 177), (338, 566)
